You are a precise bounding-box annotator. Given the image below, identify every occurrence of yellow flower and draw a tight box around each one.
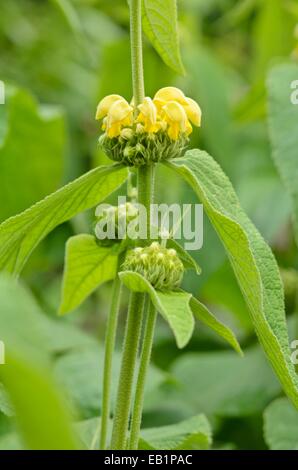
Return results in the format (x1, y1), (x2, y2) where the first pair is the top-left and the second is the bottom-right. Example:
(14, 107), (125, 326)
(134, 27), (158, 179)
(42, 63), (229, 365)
(106, 99), (133, 138)
(136, 97), (160, 133)
(153, 87), (201, 138)
(96, 95), (133, 138)
(162, 101), (192, 141)
(95, 94), (123, 120)
(154, 87), (188, 110)
(183, 97), (202, 127)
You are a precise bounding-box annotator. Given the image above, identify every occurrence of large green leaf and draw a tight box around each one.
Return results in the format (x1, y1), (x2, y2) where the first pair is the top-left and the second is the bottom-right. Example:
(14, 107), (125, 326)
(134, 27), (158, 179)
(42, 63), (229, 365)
(201, 260), (253, 333)
(141, 0), (185, 75)
(168, 150), (298, 407)
(183, 47), (236, 175)
(264, 397), (298, 450)
(51, 0), (83, 36)
(0, 164), (127, 277)
(76, 414), (211, 450)
(189, 296), (242, 355)
(0, 272), (95, 422)
(0, 86), (64, 222)
(0, 275), (80, 449)
(59, 235), (119, 315)
(0, 273), (93, 357)
(252, 0), (294, 81)
(1, 353), (80, 450)
(139, 414), (212, 450)
(267, 64), (298, 245)
(171, 347), (281, 418)
(54, 344), (166, 419)
(119, 271), (194, 348)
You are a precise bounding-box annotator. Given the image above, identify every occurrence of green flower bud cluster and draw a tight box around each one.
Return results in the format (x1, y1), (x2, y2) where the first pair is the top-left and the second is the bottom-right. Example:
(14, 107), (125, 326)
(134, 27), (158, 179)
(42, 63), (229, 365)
(122, 242), (184, 290)
(99, 129), (189, 167)
(95, 202), (138, 241)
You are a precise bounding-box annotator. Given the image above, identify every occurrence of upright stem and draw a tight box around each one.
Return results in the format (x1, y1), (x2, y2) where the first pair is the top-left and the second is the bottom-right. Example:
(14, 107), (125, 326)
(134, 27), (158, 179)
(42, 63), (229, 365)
(110, 292), (145, 449)
(110, 0), (157, 451)
(130, 0), (145, 107)
(100, 255), (124, 450)
(129, 300), (157, 449)
(137, 164), (155, 243)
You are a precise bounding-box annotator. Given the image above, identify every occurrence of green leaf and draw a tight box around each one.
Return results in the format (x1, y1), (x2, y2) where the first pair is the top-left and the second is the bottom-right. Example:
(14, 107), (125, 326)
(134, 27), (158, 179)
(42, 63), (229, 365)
(267, 63), (298, 246)
(189, 296), (243, 356)
(59, 235), (119, 315)
(184, 47), (236, 175)
(168, 150), (298, 407)
(201, 261), (253, 333)
(0, 86), (64, 222)
(141, 0), (185, 75)
(171, 347), (281, 418)
(139, 414), (212, 450)
(0, 275), (80, 449)
(252, 0), (294, 81)
(51, 0), (83, 35)
(54, 344), (166, 419)
(0, 273), (93, 356)
(76, 417), (102, 450)
(264, 397), (298, 450)
(0, 164), (127, 277)
(1, 353), (80, 450)
(119, 271), (194, 348)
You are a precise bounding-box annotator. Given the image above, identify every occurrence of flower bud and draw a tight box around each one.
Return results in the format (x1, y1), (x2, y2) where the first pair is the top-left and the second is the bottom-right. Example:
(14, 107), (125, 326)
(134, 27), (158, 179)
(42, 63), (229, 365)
(94, 203), (138, 242)
(122, 242), (184, 290)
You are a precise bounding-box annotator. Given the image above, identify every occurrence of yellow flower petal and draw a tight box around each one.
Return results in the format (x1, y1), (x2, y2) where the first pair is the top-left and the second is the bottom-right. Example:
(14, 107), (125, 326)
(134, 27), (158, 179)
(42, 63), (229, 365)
(138, 97), (157, 123)
(154, 87), (188, 106)
(152, 98), (165, 114)
(107, 123), (122, 139)
(96, 94), (124, 120)
(162, 101), (190, 140)
(104, 99), (133, 138)
(183, 97), (202, 127)
(186, 120), (193, 136)
(108, 99), (133, 124)
(162, 101), (188, 128)
(167, 123), (180, 141)
(137, 97), (160, 133)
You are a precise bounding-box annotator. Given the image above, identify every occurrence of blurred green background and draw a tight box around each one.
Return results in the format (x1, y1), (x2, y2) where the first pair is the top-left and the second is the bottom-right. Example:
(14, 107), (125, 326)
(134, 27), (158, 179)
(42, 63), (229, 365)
(0, 0), (298, 450)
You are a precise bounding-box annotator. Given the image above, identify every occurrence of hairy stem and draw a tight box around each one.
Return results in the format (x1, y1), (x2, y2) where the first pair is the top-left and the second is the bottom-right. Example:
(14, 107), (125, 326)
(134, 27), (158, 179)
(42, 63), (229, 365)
(137, 164), (155, 242)
(129, 299), (157, 449)
(110, 292), (146, 449)
(130, 0), (145, 107)
(100, 255), (124, 450)
(110, 0), (157, 451)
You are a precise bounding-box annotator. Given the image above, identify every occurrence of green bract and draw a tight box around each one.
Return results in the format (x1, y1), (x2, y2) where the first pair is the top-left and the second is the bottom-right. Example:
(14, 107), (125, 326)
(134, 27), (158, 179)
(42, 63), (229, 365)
(99, 130), (188, 166)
